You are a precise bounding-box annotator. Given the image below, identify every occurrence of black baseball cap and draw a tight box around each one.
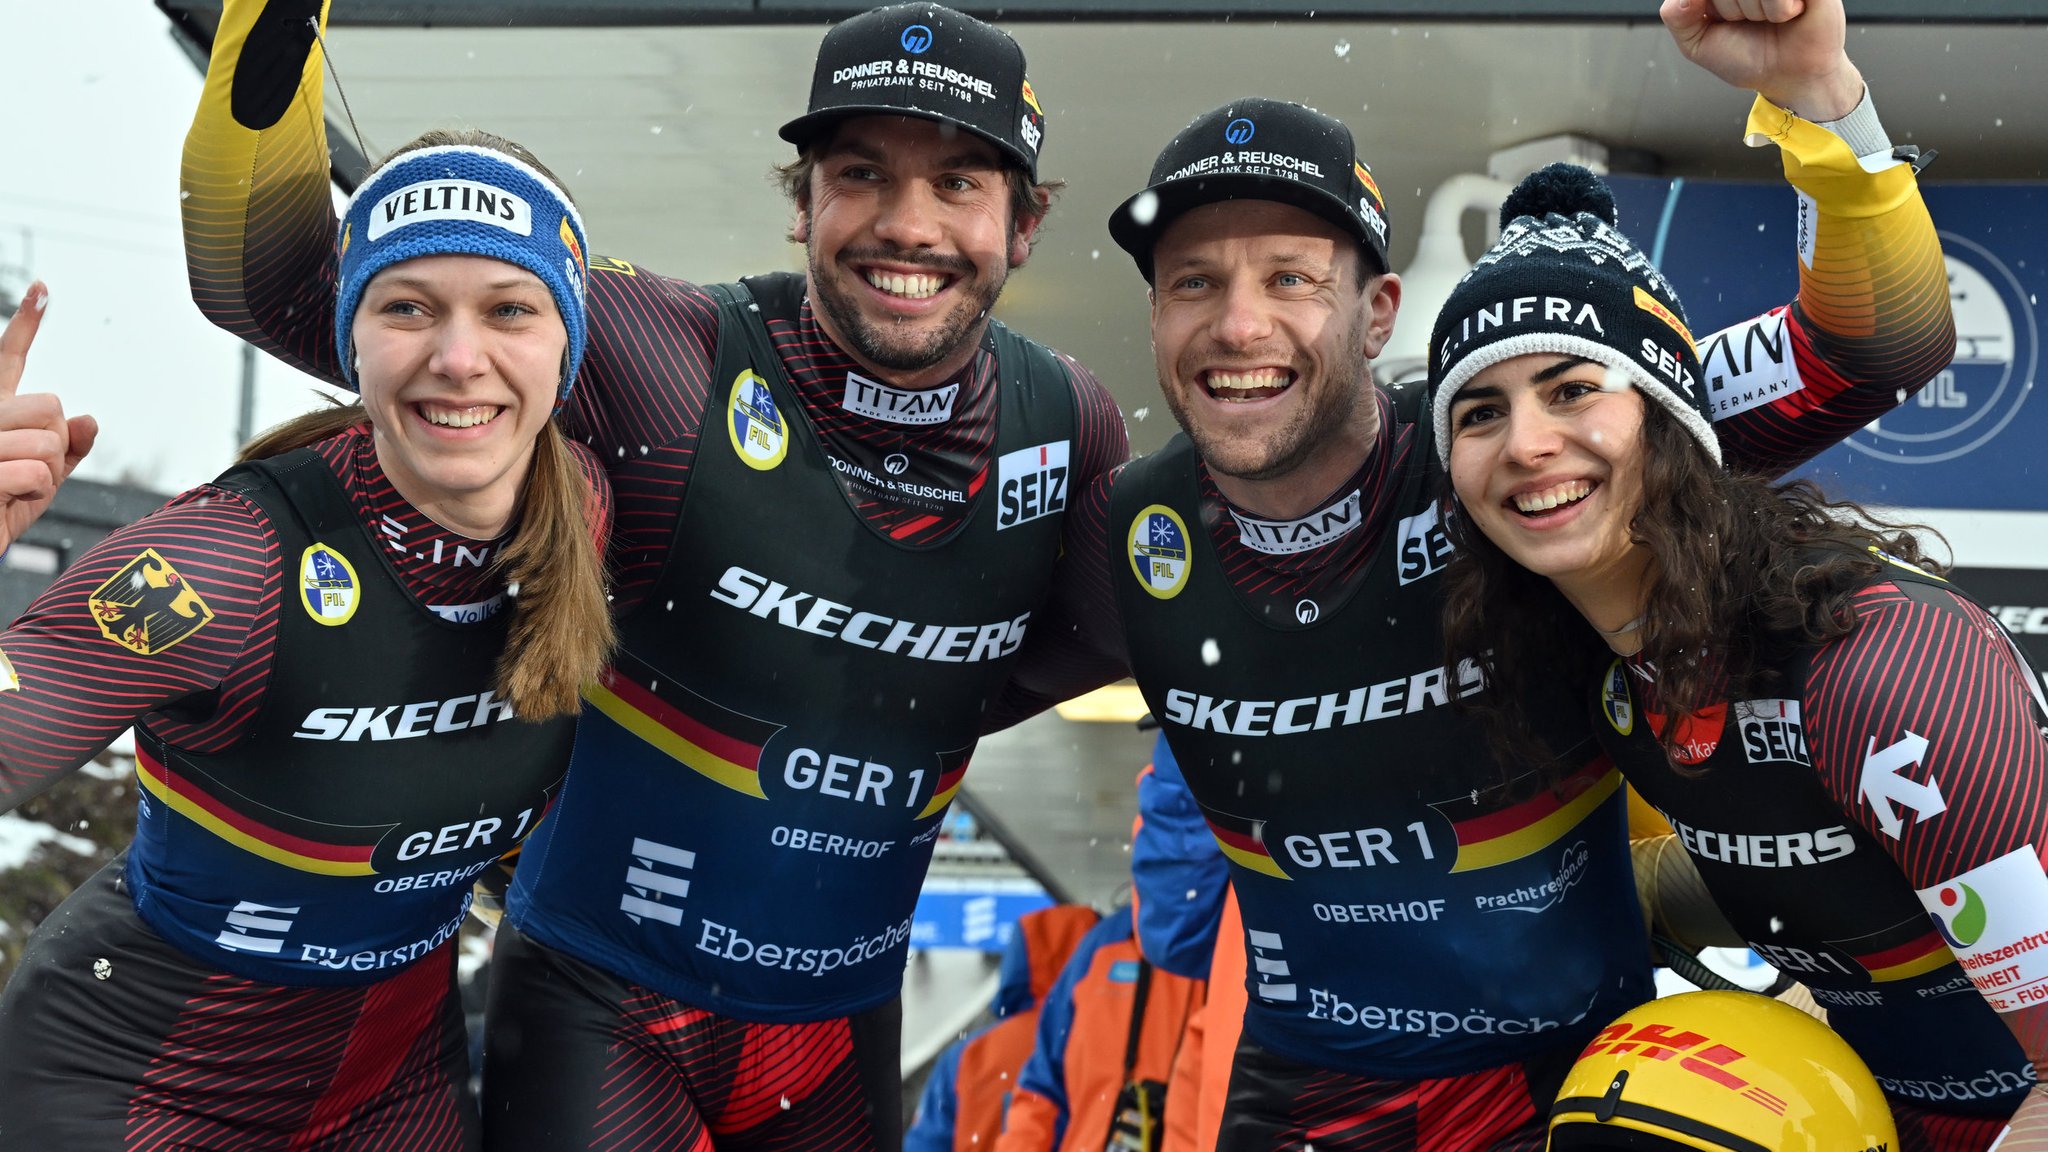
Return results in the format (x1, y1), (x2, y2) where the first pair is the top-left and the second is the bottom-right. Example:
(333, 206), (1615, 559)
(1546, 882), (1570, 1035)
(778, 3), (1047, 180)
(1109, 98), (1390, 282)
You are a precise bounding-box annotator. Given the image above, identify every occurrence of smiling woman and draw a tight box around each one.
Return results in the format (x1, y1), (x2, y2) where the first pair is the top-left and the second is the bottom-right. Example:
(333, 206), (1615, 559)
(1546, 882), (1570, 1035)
(0, 127), (613, 1150)
(1432, 164), (2048, 1151)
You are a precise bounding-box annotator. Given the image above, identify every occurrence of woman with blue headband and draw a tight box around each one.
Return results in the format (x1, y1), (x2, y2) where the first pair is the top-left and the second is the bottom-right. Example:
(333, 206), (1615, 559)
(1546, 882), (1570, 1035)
(0, 129), (613, 1150)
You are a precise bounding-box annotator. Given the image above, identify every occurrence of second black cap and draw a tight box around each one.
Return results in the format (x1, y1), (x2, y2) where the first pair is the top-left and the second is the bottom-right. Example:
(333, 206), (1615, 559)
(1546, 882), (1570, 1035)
(1109, 98), (1389, 281)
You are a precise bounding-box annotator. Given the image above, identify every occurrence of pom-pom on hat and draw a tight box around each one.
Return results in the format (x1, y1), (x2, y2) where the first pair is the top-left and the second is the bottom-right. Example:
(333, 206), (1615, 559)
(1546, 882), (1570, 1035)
(334, 144), (590, 404)
(779, 3), (1047, 180)
(1109, 97), (1390, 283)
(1426, 163), (1717, 468)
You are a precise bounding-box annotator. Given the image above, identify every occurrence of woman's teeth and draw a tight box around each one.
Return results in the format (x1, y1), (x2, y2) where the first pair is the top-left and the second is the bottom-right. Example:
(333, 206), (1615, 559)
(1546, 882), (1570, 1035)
(421, 404), (501, 429)
(1514, 480), (1591, 514)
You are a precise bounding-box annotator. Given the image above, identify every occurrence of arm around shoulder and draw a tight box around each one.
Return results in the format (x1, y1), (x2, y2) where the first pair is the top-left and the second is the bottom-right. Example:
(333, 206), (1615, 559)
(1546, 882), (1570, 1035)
(182, 0), (349, 384)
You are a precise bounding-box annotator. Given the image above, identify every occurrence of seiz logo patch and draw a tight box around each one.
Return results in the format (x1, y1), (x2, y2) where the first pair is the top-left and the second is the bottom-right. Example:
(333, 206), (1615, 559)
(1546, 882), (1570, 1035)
(299, 544), (360, 626)
(1700, 310), (1805, 422)
(841, 372), (958, 426)
(1917, 845), (2048, 1012)
(727, 370), (787, 470)
(995, 440), (1070, 529)
(1735, 698), (1808, 765)
(89, 549), (215, 656)
(1128, 506), (1191, 599)
(1396, 503), (1455, 586)
(367, 180), (530, 242)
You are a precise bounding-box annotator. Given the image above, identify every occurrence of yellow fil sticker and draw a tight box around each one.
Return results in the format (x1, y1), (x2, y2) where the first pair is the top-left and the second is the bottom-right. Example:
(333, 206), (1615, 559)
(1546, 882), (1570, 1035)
(1601, 659), (1634, 736)
(300, 543), (361, 626)
(727, 369), (788, 471)
(1128, 505), (1192, 600)
(88, 549), (215, 657)
(0, 648), (18, 692)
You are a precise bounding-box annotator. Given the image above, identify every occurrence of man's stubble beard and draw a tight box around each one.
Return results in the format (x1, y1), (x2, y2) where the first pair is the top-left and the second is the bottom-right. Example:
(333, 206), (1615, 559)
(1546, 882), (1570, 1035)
(1164, 322), (1373, 485)
(807, 242), (1007, 375)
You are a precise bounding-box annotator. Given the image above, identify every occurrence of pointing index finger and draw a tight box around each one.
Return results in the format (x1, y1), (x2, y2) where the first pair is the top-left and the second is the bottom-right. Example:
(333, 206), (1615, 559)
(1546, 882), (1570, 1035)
(0, 282), (50, 403)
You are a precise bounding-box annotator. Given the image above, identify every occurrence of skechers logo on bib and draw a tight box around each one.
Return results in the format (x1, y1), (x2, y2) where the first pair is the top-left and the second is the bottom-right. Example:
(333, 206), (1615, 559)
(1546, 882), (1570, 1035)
(1161, 658), (1484, 736)
(1234, 491), (1361, 556)
(996, 440), (1070, 530)
(293, 692), (515, 741)
(842, 372), (958, 426)
(1662, 810), (1854, 869)
(368, 180), (530, 241)
(710, 565), (1028, 662)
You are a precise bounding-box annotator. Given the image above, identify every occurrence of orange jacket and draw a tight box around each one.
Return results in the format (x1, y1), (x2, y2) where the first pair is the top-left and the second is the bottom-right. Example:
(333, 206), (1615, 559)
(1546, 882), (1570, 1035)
(909, 904), (1101, 1152)
(1162, 885), (1243, 1152)
(996, 906), (1206, 1152)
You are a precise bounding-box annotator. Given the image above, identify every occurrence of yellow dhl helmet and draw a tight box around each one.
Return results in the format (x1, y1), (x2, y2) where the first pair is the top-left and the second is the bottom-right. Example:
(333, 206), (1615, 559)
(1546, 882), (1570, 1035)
(1549, 991), (1897, 1152)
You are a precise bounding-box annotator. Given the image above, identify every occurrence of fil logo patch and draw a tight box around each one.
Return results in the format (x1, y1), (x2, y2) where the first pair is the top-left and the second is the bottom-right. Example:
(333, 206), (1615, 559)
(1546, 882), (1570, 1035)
(88, 549), (215, 657)
(996, 440), (1070, 530)
(299, 544), (361, 627)
(727, 370), (788, 471)
(620, 837), (695, 927)
(1601, 660), (1634, 736)
(215, 901), (298, 955)
(1128, 505), (1191, 599)
(1916, 846), (2048, 1012)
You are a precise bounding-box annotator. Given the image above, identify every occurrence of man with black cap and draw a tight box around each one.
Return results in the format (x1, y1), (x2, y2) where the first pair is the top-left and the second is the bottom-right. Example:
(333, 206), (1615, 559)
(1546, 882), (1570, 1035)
(991, 0), (1958, 1146)
(178, 2), (1124, 1148)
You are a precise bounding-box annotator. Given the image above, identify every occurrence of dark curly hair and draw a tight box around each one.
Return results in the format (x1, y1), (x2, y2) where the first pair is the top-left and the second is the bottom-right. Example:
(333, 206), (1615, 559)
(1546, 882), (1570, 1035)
(1438, 399), (1942, 780)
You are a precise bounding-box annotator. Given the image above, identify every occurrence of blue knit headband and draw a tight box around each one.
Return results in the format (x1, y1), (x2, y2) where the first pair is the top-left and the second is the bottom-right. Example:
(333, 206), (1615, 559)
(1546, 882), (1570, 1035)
(334, 144), (590, 403)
